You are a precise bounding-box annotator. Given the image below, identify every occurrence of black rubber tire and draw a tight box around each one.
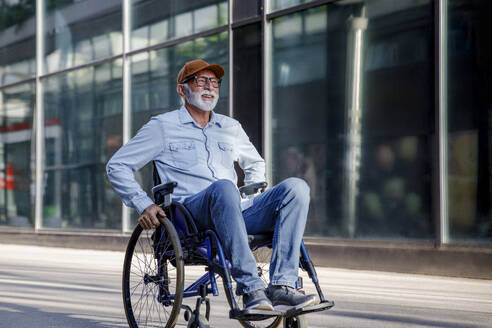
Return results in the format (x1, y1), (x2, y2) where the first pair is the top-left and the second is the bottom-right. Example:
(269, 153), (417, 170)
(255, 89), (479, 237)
(123, 216), (184, 328)
(284, 315), (308, 328)
(223, 247), (282, 328)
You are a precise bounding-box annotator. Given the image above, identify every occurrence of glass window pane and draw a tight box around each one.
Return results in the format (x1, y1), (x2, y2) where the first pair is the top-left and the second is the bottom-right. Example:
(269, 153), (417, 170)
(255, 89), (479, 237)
(43, 60), (123, 229)
(271, 1), (435, 240)
(0, 0), (36, 86)
(0, 83), (35, 227)
(447, 0), (492, 243)
(129, 31), (228, 225)
(44, 0), (122, 73)
(131, 0), (227, 51)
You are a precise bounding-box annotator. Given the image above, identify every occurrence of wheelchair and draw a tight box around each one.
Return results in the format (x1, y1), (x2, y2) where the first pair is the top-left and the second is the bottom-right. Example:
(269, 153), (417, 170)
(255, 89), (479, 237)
(122, 178), (334, 328)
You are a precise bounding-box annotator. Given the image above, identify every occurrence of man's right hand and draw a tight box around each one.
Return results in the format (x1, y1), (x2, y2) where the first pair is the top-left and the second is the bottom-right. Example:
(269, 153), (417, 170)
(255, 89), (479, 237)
(138, 204), (166, 229)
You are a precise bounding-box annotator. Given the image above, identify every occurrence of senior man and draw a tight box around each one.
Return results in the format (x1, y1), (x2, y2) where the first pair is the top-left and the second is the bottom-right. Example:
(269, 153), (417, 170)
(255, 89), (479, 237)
(106, 59), (315, 312)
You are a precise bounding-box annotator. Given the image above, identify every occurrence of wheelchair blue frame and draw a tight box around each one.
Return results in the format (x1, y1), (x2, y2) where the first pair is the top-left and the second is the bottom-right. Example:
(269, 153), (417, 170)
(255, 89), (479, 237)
(155, 203), (238, 308)
(129, 176), (334, 328)
(157, 201), (329, 313)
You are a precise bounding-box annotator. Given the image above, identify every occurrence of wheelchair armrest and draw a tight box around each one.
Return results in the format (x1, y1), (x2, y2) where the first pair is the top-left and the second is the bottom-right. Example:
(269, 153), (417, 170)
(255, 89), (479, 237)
(152, 182), (178, 207)
(239, 182), (267, 197)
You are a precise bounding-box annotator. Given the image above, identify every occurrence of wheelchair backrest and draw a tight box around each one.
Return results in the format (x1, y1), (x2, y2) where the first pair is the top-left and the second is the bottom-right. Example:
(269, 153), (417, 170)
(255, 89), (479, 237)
(153, 161), (198, 238)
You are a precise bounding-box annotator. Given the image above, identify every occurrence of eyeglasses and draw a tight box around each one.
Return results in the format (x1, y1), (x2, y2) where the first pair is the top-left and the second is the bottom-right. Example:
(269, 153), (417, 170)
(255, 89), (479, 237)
(181, 75), (222, 88)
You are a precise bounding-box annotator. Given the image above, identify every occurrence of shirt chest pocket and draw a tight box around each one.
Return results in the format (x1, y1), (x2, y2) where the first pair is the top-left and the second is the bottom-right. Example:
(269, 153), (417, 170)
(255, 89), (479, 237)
(168, 141), (198, 169)
(218, 142), (234, 168)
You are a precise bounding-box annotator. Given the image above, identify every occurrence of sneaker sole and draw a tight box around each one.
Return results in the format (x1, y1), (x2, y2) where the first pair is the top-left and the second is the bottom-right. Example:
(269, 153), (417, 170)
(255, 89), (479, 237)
(244, 301), (274, 312)
(273, 295), (317, 312)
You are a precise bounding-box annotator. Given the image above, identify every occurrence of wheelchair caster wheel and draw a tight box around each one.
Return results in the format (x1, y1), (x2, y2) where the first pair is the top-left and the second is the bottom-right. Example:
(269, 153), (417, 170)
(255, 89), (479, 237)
(184, 309), (191, 321)
(187, 314), (210, 328)
(284, 315), (307, 328)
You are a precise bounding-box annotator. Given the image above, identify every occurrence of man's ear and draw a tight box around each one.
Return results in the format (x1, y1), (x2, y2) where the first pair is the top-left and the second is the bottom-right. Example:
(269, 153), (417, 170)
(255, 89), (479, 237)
(177, 84), (187, 105)
(177, 84), (185, 98)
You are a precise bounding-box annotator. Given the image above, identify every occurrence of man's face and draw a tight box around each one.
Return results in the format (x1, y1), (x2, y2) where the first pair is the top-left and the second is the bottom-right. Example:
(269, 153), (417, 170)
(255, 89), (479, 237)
(180, 69), (220, 112)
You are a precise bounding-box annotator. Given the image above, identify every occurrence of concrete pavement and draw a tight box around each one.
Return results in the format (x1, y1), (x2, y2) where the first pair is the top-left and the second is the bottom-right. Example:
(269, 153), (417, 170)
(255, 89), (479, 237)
(0, 244), (491, 327)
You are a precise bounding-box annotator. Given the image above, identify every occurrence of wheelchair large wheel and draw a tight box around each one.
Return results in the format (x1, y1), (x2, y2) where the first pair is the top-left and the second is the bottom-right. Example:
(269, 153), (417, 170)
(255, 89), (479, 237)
(123, 216), (184, 328)
(223, 247), (282, 328)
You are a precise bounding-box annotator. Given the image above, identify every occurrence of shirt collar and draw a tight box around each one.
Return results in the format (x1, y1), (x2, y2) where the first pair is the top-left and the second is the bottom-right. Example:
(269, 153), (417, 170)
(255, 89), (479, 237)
(178, 106), (222, 128)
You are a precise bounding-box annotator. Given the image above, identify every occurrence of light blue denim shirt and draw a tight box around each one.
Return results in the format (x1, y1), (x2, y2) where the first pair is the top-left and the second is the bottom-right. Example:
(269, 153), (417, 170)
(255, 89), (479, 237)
(106, 106), (266, 214)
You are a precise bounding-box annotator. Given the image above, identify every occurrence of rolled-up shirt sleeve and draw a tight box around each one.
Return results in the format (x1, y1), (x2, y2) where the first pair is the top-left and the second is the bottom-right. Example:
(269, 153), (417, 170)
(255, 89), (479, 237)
(106, 117), (164, 214)
(235, 123), (266, 185)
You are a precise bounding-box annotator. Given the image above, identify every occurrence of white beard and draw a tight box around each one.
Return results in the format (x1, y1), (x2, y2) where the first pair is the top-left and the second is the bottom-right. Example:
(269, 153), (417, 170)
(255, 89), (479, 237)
(184, 85), (219, 112)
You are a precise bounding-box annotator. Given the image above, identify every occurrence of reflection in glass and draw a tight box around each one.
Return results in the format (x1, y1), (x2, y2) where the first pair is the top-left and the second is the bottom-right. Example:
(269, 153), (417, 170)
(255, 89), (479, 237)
(271, 0), (315, 12)
(0, 0), (36, 86)
(271, 2), (434, 239)
(44, 0), (122, 73)
(131, 0), (227, 50)
(0, 83), (35, 227)
(43, 60), (123, 229)
(129, 31), (228, 226)
(447, 0), (492, 243)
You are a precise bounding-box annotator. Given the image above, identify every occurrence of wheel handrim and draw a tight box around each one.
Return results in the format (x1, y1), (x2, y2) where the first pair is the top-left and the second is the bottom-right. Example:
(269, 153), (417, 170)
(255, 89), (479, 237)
(123, 219), (184, 328)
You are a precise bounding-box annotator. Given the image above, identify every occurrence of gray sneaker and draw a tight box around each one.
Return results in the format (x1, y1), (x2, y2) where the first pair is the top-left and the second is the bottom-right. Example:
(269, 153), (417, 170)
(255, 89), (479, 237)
(243, 289), (274, 311)
(268, 285), (317, 310)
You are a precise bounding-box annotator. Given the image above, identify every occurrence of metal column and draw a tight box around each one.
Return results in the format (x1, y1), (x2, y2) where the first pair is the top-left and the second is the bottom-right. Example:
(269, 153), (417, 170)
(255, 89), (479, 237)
(34, 0), (45, 231)
(342, 9), (367, 238)
(437, 0), (449, 245)
(122, 0), (131, 232)
(263, 0), (273, 186)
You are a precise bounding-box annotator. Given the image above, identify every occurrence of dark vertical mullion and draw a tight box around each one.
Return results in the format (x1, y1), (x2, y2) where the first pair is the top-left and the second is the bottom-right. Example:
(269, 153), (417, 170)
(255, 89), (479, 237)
(61, 75), (71, 221)
(147, 21), (153, 115)
(433, 0), (441, 248)
(476, 1), (491, 241)
(232, 23), (262, 152)
(30, 84), (36, 225)
(1, 95), (7, 221)
(259, 12), (264, 156)
(90, 63), (100, 228)
(169, 1), (176, 114)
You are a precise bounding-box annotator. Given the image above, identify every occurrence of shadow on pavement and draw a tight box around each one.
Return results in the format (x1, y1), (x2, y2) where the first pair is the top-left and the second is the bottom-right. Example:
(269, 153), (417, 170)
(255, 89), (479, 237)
(0, 301), (127, 328)
(329, 309), (484, 328)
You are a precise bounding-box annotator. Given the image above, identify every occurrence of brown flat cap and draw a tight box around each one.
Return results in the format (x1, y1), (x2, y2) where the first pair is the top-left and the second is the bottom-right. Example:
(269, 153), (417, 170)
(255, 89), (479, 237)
(177, 59), (225, 84)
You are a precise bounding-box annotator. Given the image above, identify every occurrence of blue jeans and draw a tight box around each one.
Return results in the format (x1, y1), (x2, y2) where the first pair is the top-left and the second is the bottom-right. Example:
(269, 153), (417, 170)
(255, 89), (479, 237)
(183, 178), (310, 295)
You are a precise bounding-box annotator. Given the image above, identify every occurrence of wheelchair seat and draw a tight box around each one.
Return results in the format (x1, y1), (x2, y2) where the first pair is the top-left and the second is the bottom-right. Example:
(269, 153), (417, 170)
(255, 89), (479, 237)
(248, 233), (273, 250)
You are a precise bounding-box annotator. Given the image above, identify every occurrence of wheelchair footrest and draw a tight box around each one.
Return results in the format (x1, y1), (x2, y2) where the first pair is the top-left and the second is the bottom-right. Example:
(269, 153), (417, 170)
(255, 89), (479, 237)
(282, 300), (335, 318)
(230, 308), (282, 321)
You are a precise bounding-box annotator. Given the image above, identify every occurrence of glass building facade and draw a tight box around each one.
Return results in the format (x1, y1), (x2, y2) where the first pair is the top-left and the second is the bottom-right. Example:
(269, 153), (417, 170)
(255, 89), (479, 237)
(0, 0), (491, 247)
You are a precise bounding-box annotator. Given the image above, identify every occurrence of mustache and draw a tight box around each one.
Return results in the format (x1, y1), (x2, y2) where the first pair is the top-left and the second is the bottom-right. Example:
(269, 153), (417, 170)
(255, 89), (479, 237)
(182, 84), (217, 98)
(198, 89), (217, 97)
